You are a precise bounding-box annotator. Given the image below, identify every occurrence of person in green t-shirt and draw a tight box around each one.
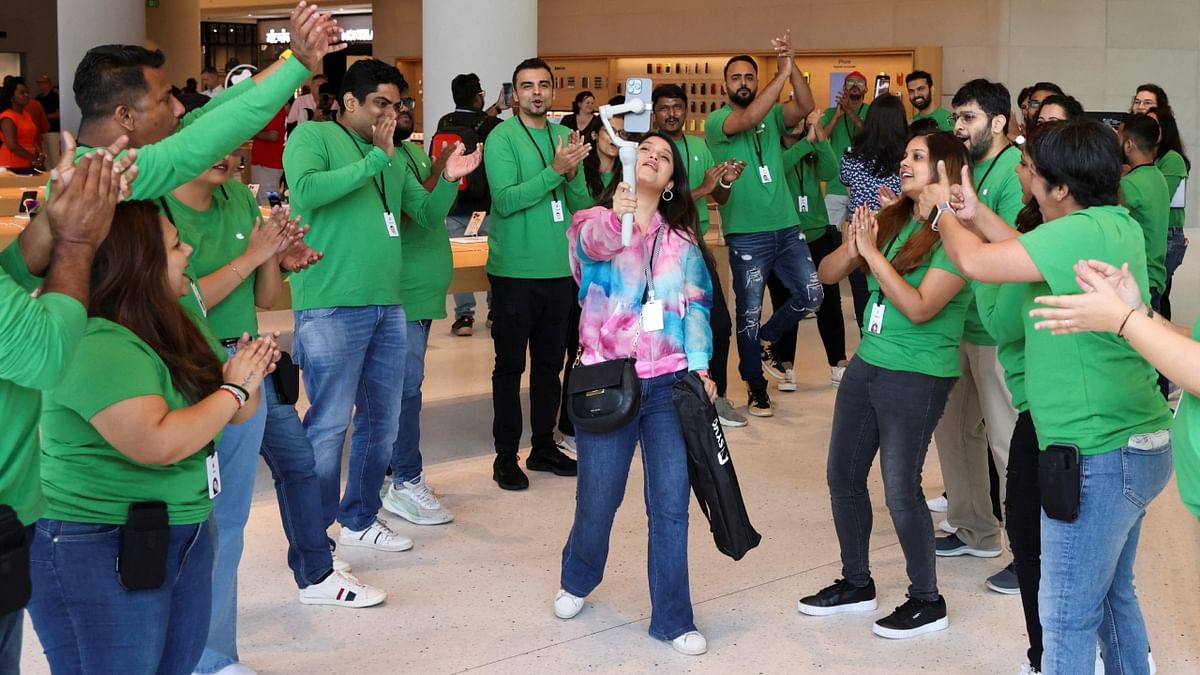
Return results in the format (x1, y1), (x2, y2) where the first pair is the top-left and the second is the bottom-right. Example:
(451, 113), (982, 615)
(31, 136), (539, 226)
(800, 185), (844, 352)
(483, 58), (593, 491)
(820, 70), (870, 226)
(929, 119), (1172, 674)
(284, 59), (479, 548)
(1118, 113), (1171, 302)
(704, 34), (820, 418)
(800, 132), (972, 639)
(1145, 105), (1190, 321)
(905, 71), (954, 132)
(0, 150), (124, 672)
(652, 83), (748, 427)
(28, 200), (277, 675)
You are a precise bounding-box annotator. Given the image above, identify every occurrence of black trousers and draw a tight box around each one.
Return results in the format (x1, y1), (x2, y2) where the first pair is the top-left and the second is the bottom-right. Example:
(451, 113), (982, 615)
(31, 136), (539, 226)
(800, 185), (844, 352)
(702, 249), (733, 397)
(1004, 411), (1043, 672)
(489, 274), (572, 456)
(765, 228), (847, 367)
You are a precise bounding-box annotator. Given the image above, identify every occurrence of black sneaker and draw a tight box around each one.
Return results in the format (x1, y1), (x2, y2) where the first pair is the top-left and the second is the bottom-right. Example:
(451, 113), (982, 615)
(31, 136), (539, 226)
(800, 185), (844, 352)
(493, 454), (529, 491)
(747, 384), (773, 417)
(760, 340), (787, 381)
(526, 446), (578, 476)
(985, 562), (1020, 595)
(935, 532), (1002, 558)
(872, 595), (949, 639)
(798, 578), (878, 616)
(451, 315), (474, 336)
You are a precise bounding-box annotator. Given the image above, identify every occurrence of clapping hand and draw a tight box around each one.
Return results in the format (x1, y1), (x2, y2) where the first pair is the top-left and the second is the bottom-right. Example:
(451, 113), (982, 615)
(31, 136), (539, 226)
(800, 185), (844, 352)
(877, 185), (898, 210)
(288, 2), (348, 72)
(441, 140), (484, 182)
(851, 205), (880, 259)
(805, 110), (823, 141)
(552, 131), (591, 178)
(720, 160), (747, 184)
(771, 30), (794, 75)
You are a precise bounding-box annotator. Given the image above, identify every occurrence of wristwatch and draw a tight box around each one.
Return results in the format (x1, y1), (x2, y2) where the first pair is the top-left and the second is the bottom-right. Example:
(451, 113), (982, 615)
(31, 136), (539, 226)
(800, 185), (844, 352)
(930, 201), (953, 231)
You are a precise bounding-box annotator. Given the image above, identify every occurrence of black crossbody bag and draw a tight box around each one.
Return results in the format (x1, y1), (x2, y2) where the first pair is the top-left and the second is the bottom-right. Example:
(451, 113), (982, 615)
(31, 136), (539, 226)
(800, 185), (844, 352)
(0, 505), (31, 613)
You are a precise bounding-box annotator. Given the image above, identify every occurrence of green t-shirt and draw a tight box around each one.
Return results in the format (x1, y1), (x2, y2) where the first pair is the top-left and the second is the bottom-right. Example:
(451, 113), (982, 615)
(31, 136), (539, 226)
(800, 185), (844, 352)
(911, 107), (954, 132)
(482, 116), (591, 279)
(167, 181), (262, 340)
(974, 282), (1029, 413)
(40, 319), (214, 525)
(283, 121), (458, 309)
(782, 138), (838, 242)
(1018, 205), (1172, 454)
(818, 102), (869, 196)
(396, 141), (452, 321)
(1173, 321), (1200, 519)
(671, 134), (715, 235)
(855, 219), (971, 377)
(0, 244), (87, 525)
(1156, 150), (1188, 229)
(963, 144), (1023, 346)
(705, 103), (798, 235)
(1121, 163), (1170, 294)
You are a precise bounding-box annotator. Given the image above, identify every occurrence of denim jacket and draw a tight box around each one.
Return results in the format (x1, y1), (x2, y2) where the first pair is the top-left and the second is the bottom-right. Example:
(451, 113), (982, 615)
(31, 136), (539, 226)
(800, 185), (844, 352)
(567, 206), (712, 379)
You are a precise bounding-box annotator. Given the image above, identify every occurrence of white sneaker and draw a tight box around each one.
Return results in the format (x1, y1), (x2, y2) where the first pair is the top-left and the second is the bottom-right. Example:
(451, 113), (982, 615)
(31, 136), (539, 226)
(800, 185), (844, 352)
(939, 520), (959, 535)
(1018, 664), (1041, 675)
(557, 434), (578, 456)
(209, 664), (257, 675)
(299, 569), (386, 608)
(339, 518), (413, 552)
(554, 589), (585, 619)
(382, 474), (454, 525)
(927, 494), (948, 513)
(331, 552), (352, 574)
(778, 368), (798, 392)
(831, 359), (848, 387)
(671, 630), (708, 656)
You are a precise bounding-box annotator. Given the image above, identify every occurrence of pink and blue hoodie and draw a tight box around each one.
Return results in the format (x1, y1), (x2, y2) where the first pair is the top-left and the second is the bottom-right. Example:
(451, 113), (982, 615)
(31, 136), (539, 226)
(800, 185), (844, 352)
(568, 206), (712, 379)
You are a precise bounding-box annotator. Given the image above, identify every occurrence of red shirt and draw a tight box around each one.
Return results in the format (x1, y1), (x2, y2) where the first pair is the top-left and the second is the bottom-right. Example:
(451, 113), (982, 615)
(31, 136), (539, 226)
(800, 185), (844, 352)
(0, 108), (39, 168)
(250, 107), (287, 170)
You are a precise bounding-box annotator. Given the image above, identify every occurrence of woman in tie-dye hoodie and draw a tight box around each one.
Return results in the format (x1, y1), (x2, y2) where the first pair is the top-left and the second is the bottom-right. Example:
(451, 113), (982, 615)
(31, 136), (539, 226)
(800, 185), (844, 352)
(554, 133), (715, 657)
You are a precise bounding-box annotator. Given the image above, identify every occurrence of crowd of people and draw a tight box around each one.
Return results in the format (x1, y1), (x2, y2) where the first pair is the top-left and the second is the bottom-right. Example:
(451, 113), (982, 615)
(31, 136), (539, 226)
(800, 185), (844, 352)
(0, 4), (1195, 673)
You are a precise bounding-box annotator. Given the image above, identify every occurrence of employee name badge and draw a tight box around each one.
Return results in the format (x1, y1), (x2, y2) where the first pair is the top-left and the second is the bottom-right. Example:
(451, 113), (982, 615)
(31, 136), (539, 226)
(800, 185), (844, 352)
(465, 210), (487, 236)
(551, 200), (565, 223)
(758, 165), (772, 184)
(642, 299), (665, 332)
(384, 211), (399, 237)
(206, 450), (222, 499)
(1171, 179), (1187, 208)
(867, 302), (886, 335)
(798, 195), (810, 213)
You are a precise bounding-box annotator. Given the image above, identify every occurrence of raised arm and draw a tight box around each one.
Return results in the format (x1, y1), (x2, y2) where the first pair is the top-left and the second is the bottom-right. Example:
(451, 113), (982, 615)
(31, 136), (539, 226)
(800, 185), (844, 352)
(721, 49), (793, 137)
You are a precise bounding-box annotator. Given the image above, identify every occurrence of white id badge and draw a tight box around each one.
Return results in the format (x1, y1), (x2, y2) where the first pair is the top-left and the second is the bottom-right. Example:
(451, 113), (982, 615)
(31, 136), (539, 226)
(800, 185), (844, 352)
(190, 279), (208, 318)
(384, 212), (400, 237)
(551, 200), (565, 223)
(758, 165), (773, 184)
(867, 302), (886, 334)
(798, 195), (810, 213)
(642, 300), (665, 332)
(1171, 179), (1187, 208)
(465, 210), (487, 236)
(206, 451), (222, 499)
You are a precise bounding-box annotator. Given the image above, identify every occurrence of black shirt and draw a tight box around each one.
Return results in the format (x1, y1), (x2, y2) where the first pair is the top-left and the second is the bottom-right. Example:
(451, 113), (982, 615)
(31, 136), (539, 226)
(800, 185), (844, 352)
(435, 108), (503, 215)
(36, 90), (59, 133)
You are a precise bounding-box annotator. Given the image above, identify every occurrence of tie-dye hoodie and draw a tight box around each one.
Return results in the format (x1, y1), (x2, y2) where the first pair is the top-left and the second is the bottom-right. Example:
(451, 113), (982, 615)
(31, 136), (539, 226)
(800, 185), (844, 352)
(567, 206), (713, 379)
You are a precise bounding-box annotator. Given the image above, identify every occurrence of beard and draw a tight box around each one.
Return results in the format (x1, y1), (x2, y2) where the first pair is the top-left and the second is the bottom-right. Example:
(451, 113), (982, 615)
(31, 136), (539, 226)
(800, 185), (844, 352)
(911, 95), (930, 110)
(394, 114), (414, 143)
(966, 127), (994, 161)
(730, 86), (756, 107)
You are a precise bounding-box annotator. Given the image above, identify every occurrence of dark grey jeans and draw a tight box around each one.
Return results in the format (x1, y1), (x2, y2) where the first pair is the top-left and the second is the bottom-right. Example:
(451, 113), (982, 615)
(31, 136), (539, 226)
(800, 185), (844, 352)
(826, 355), (957, 601)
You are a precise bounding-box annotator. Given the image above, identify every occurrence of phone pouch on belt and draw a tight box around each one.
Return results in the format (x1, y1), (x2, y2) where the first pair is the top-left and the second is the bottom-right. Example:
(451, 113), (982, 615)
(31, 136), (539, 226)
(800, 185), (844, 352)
(1038, 444), (1081, 522)
(272, 351), (301, 405)
(119, 501), (170, 591)
(0, 505), (31, 613)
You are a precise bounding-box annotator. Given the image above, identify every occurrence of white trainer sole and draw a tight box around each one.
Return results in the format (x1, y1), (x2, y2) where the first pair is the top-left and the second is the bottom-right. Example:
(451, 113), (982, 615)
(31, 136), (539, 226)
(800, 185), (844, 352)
(873, 616), (949, 639)
(797, 597), (878, 616)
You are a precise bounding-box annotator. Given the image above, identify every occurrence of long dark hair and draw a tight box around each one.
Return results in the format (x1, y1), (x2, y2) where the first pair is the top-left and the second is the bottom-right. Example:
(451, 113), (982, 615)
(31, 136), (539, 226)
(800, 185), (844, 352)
(0, 76), (25, 113)
(1015, 126), (1046, 233)
(571, 90), (594, 115)
(844, 94), (908, 178)
(1148, 106), (1191, 171)
(582, 127), (621, 202)
(595, 132), (701, 245)
(89, 201), (223, 403)
(874, 132), (971, 275)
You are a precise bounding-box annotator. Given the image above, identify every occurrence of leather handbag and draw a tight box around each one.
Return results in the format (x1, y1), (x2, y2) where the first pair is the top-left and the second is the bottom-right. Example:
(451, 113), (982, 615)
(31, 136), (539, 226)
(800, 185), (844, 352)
(566, 357), (640, 433)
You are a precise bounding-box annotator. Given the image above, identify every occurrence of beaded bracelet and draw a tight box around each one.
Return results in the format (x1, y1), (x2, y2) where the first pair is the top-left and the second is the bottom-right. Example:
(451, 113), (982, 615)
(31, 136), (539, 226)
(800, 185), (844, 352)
(218, 385), (245, 410)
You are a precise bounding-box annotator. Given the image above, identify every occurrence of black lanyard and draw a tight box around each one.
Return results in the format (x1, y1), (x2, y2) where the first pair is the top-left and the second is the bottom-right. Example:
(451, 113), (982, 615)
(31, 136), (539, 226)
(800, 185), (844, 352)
(977, 144), (1013, 195)
(641, 228), (664, 304)
(517, 115), (561, 203)
(870, 231), (905, 304)
(750, 125), (766, 168)
(398, 142), (421, 178)
(336, 122), (392, 212)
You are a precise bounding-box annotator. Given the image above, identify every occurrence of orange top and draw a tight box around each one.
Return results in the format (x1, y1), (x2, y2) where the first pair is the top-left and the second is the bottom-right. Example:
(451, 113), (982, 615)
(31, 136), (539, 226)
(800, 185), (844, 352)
(0, 108), (39, 168)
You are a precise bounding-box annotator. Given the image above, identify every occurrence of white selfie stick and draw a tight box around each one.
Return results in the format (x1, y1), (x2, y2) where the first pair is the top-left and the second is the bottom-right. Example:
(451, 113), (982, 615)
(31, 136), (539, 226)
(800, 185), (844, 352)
(598, 98), (647, 246)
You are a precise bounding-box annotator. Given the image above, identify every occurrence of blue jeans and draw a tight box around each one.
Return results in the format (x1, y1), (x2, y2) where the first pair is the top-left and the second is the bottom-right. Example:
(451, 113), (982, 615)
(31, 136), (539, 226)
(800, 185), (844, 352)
(260, 376), (336, 587)
(391, 320), (430, 484)
(445, 213), (491, 319)
(1039, 432), (1172, 675)
(197, 349), (269, 673)
(725, 227), (823, 384)
(560, 371), (695, 641)
(294, 305), (407, 531)
(28, 519), (213, 675)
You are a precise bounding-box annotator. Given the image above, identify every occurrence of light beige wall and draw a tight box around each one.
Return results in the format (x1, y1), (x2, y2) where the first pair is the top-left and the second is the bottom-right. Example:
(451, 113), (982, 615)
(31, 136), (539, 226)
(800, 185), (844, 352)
(372, 0), (422, 64)
(0, 0), (58, 83)
(146, 0), (202, 88)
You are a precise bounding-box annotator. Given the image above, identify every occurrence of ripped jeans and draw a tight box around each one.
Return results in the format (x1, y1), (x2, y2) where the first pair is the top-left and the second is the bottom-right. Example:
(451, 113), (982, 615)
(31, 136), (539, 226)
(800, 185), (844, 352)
(726, 227), (823, 385)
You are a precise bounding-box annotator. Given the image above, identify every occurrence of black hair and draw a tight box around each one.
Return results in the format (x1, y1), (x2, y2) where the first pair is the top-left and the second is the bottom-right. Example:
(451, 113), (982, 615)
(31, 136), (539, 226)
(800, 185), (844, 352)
(451, 72), (482, 108)
(951, 78), (1012, 133)
(571, 90), (595, 115)
(74, 44), (166, 121)
(1028, 82), (1064, 97)
(184, 77), (197, 92)
(1120, 113), (1160, 154)
(1016, 86), (1032, 108)
(1036, 94), (1084, 121)
(1026, 119), (1121, 209)
(0, 76), (25, 113)
(844, 95), (908, 179)
(1135, 84), (1169, 112)
(907, 117), (941, 136)
(608, 95), (625, 106)
(1147, 106), (1191, 171)
(596, 132), (702, 245)
(339, 59), (406, 107)
(511, 58), (552, 87)
(652, 83), (688, 106)
(724, 55), (758, 79)
(905, 70), (933, 87)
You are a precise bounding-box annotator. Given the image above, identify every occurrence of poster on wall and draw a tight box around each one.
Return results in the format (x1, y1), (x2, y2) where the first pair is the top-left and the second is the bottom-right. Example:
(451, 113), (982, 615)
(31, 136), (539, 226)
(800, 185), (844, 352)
(828, 72), (848, 108)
